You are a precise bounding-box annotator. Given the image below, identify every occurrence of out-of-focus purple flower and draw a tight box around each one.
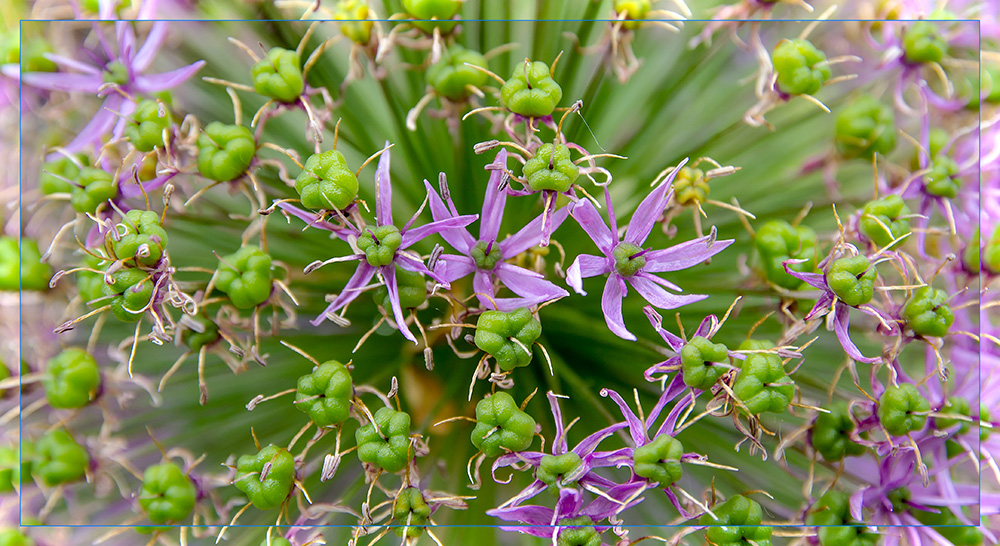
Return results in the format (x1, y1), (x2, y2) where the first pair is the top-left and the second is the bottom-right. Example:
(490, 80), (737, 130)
(566, 158), (733, 340)
(426, 149), (570, 311)
(278, 144), (476, 343)
(13, 21), (204, 153)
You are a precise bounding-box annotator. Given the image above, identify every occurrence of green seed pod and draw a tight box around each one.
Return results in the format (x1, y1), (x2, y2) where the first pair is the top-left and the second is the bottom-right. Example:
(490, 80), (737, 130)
(233, 444), (296, 510)
(805, 491), (880, 546)
(500, 61), (563, 118)
(180, 314), (221, 352)
(963, 228), (981, 273)
(934, 396), (971, 434)
(43, 348), (101, 409)
(402, 0), (462, 34)
(427, 45), (489, 101)
(373, 266), (427, 310)
(334, 0), (374, 44)
(32, 429), (89, 486)
(471, 391), (536, 457)
(810, 401), (865, 461)
(700, 494), (773, 546)
(754, 220), (819, 290)
(672, 167), (709, 206)
(470, 240), (503, 271)
(70, 167), (117, 214)
(901, 285), (953, 338)
(556, 516), (602, 546)
(878, 383), (930, 437)
(984, 224), (1000, 274)
(295, 360), (353, 427)
(294, 150), (359, 211)
(138, 462), (198, 524)
(858, 194), (911, 249)
(773, 38), (832, 96)
(356, 225), (403, 267)
(112, 210), (170, 267)
(40, 155), (88, 195)
(0, 237), (52, 292)
(0, 446), (28, 492)
(680, 336), (729, 390)
(125, 99), (172, 152)
(0, 529), (35, 546)
(915, 507), (984, 546)
(76, 254), (106, 304)
(732, 339), (794, 415)
(614, 0), (652, 30)
(536, 452), (583, 493)
(19, 36), (58, 73)
(522, 143), (579, 193)
(632, 434), (684, 486)
(215, 245), (274, 309)
(101, 268), (154, 323)
(612, 242), (646, 278)
(355, 407), (412, 473)
(826, 255), (877, 307)
(474, 308), (542, 371)
(251, 47), (304, 103)
(392, 487), (432, 537)
(196, 122), (255, 182)
(834, 96), (896, 160)
(924, 154), (960, 198)
(902, 20), (947, 65)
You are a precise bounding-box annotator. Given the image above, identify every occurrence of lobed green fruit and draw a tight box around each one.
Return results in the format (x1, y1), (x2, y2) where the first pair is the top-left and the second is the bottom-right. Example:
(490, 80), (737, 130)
(294, 150), (359, 211)
(806, 491), (880, 546)
(773, 38), (832, 96)
(392, 487), (431, 537)
(374, 266), (427, 310)
(632, 434), (684, 486)
(334, 0), (374, 44)
(500, 61), (563, 118)
(0, 237), (51, 292)
(858, 194), (911, 249)
(732, 339), (794, 415)
(522, 143), (579, 193)
(902, 20), (947, 64)
(138, 462), (197, 524)
(39, 155), (87, 195)
(234, 444), (296, 510)
(835, 96), (896, 159)
(700, 494), (772, 546)
(215, 245), (273, 309)
(70, 167), (117, 214)
(101, 268), (154, 322)
(470, 240), (503, 271)
(614, 0), (652, 30)
(180, 314), (220, 352)
(76, 254), (106, 304)
(471, 391), (536, 457)
(672, 167), (709, 205)
(680, 336), (729, 390)
(32, 429), (89, 486)
(474, 308), (542, 371)
(537, 452), (583, 493)
(934, 396), (971, 434)
(754, 220), (818, 290)
(878, 383), (930, 437)
(357, 225), (402, 267)
(810, 401), (865, 461)
(901, 286), (953, 338)
(295, 360), (353, 427)
(556, 516), (602, 546)
(923, 154), (960, 198)
(402, 0), (462, 34)
(612, 242), (646, 278)
(826, 255), (877, 307)
(427, 45), (489, 101)
(196, 122), (255, 182)
(43, 348), (101, 409)
(356, 407), (412, 473)
(112, 210), (169, 267)
(125, 99), (172, 152)
(251, 47), (304, 103)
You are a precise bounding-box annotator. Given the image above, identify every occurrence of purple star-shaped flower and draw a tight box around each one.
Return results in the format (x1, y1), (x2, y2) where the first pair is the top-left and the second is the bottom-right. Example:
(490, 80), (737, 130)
(278, 143), (476, 343)
(642, 306), (745, 384)
(783, 259), (894, 364)
(566, 158), (733, 340)
(13, 21), (204, 153)
(426, 149), (570, 311)
(488, 484), (647, 541)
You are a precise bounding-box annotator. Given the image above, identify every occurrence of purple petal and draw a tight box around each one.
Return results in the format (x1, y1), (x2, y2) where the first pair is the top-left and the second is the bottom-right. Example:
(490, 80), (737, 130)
(115, 21), (136, 63)
(487, 504), (555, 527)
(565, 253), (610, 296)
(570, 199), (615, 253)
(501, 204), (570, 258)
(63, 95), (125, 153)
(310, 263), (376, 326)
(649, 373), (687, 428)
(374, 142), (393, 225)
(423, 180), (474, 254)
(42, 53), (100, 75)
(383, 266), (417, 343)
(625, 158), (687, 245)
(400, 214), (477, 249)
(644, 306), (685, 351)
(494, 263), (568, 310)
(782, 259), (829, 290)
(547, 392), (568, 454)
(133, 22), (168, 71)
(630, 273), (708, 310)
(20, 71), (102, 93)
(572, 422), (629, 456)
(133, 60), (205, 93)
(602, 276), (635, 340)
(433, 254), (476, 284)
(395, 253), (449, 288)
(554, 488), (584, 521)
(473, 270), (497, 310)
(644, 236), (733, 273)
(833, 304), (881, 364)
(480, 149), (509, 243)
(581, 482), (647, 519)
(601, 388), (646, 445)
(276, 201), (355, 241)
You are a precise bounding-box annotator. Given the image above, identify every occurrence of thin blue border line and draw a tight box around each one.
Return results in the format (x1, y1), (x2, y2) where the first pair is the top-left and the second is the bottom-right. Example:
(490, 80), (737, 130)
(14, 16), (989, 530)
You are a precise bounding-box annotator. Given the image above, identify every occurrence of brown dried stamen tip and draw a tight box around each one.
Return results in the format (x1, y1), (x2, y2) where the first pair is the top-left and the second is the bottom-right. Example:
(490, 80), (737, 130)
(474, 140), (500, 154)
